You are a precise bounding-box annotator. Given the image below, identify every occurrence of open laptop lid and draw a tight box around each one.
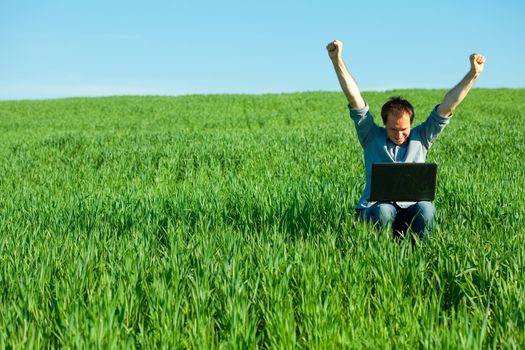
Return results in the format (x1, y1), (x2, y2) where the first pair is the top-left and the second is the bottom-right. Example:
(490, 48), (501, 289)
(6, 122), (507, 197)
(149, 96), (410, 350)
(369, 163), (437, 202)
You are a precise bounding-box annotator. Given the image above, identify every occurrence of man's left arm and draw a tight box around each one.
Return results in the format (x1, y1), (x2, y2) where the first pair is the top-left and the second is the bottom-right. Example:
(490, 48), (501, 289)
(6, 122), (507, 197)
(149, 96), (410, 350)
(437, 53), (486, 118)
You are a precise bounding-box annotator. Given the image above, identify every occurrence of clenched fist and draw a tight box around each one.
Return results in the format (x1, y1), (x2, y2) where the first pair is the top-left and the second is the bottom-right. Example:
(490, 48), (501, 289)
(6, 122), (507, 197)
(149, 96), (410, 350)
(470, 53), (486, 75)
(326, 40), (343, 60)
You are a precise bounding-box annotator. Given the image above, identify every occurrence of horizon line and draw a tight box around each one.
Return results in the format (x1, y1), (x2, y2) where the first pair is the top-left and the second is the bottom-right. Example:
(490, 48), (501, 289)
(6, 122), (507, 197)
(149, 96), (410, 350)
(1, 86), (523, 102)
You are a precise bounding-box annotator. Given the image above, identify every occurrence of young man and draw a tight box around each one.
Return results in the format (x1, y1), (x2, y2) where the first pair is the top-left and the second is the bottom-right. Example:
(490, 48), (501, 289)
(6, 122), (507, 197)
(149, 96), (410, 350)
(326, 39), (486, 240)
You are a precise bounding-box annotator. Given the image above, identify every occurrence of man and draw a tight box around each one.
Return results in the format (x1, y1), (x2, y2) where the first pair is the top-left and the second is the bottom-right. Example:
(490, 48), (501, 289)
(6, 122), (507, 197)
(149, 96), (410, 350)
(326, 39), (486, 240)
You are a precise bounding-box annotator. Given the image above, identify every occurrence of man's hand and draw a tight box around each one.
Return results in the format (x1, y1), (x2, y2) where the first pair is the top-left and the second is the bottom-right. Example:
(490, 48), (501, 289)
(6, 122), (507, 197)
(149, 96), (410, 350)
(326, 40), (343, 61)
(470, 53), (486, 75)
(326, 39), (365, 108)
(437, 53), (486, 117)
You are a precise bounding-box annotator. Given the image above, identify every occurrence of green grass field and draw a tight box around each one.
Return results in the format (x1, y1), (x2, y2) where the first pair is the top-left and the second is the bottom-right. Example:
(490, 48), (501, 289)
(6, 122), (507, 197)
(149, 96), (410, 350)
(0, 89), (524, 348)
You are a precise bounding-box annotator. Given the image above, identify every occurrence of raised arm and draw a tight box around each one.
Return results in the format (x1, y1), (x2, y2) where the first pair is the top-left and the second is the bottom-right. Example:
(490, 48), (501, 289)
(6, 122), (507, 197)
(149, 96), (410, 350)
(326, 40), (366, 109)
(437, 53), (486, 118)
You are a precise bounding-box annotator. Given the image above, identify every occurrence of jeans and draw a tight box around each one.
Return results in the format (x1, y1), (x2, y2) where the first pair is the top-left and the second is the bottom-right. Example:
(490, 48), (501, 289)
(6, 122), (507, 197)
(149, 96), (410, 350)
(357, 201), (436, 241)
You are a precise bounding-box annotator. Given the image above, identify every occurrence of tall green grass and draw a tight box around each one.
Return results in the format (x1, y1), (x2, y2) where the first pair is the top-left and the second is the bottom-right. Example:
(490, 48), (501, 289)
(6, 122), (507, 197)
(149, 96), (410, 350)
(0, 89), (524, 348)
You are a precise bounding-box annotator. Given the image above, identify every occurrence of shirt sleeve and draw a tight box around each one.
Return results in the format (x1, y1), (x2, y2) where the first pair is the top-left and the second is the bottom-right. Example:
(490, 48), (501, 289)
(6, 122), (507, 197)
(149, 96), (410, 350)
(348, 102), (380, 147)
(416, 104), (451, 149)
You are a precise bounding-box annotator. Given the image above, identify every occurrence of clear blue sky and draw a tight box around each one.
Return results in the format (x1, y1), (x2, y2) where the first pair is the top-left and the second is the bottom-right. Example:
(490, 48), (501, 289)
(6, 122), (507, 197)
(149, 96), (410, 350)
(1, 0), (524, 100)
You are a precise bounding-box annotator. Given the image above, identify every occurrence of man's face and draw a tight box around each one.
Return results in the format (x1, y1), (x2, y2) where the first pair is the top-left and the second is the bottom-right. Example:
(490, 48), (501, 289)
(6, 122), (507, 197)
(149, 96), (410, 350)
(386, 112), (411, 145)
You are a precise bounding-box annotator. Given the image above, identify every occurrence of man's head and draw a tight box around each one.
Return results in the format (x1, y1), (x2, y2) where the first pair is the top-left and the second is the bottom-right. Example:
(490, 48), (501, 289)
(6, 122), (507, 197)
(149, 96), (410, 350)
(381, 96), (414, 145)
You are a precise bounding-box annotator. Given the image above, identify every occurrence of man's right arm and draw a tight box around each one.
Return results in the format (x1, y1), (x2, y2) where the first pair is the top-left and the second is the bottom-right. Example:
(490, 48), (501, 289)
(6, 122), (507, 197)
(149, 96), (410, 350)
(326, 40), (366, 109)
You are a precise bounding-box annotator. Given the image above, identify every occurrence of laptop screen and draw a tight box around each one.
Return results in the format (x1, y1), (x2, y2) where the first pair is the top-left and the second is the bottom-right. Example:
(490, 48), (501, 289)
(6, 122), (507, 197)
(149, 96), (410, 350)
(369, 163), (437, 201)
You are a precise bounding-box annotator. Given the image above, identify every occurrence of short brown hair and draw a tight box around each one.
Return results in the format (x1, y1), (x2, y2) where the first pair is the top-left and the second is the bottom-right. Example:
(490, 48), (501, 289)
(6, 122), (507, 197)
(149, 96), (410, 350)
(381, 96), (414, 125)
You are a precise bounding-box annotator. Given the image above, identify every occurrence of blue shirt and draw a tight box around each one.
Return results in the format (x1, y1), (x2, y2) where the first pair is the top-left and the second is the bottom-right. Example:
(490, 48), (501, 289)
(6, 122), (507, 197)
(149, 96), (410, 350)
(349, 103), (451, 209)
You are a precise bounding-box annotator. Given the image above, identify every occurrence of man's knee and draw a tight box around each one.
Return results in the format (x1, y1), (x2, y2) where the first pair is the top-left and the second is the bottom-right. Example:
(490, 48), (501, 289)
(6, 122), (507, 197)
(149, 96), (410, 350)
(413, 201), (436, 226)
(370, 203), (397, 227)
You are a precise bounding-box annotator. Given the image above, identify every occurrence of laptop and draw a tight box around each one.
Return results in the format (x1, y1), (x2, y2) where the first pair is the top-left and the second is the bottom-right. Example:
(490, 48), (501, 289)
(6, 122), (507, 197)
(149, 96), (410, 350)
(369, 163), (437, 202)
